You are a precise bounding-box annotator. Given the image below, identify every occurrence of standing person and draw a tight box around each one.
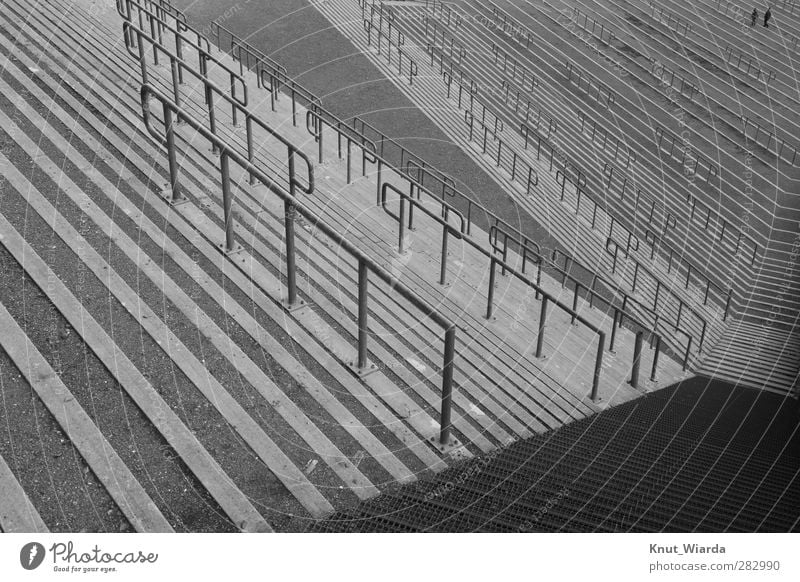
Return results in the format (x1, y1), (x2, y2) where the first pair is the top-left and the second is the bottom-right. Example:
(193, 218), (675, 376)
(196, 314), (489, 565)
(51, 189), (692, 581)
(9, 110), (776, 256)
(751, 8), (758, 26)
(764, 6), (772, 27)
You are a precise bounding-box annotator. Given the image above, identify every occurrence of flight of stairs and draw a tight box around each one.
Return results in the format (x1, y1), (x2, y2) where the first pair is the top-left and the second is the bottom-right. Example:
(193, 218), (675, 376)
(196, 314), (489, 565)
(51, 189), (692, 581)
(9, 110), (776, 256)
(0, 0), (698, 533)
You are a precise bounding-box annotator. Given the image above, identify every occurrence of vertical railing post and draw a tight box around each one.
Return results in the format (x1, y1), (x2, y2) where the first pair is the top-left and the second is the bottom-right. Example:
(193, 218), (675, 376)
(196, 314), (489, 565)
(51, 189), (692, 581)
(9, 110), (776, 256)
(246, 116), (255, 185)
(398, 195), (407, 254)
(357, 258), (369, 370)
(486, 258), (497, 319)
(591, 333), (604, 401)
(163, 104), (182, 203)
(630, 331), (643, 389)
(439, 326), (456, 445)
(170, 59), (181, 108)
(609, 309), (619, 352)
(536, 297), (548, 358)
(439, 225), (449, 285)
(230, 75), (238, 126)
(284, 199), (298, 307)
(375, 159), (383, 206)
(315, 112), (324, 164)
(220, 151), (236, 252)
(650, 336), (661, 381)
(571, 281), (579, 324)
(346, 138), (352, 184)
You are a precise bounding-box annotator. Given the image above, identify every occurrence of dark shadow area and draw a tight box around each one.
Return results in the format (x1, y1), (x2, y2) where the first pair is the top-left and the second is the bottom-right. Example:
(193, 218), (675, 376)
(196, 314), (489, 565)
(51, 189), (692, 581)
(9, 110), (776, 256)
(312, 377), (800, 532)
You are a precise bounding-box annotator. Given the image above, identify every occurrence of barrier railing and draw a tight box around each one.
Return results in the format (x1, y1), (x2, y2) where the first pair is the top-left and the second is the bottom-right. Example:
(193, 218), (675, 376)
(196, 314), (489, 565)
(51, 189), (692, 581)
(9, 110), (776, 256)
(564, 61), (616, 109)
(139, 83), (459, 443)
(414, 0), (464, 29)
(485, 254), (607, 399)
(434, 57), (507, 138)
(556, 167), (729, 339)
(649, 1), (692, 37)
(360, 0), (407, 46)
(576, 110), (636, 169)
(116, 0), (717, 428)
(490, 224), (542, 284)
(566, 6), (616, 46)
(490, 42), (539, 93)
(211, 21), (381, 180)
(603, 162), (758, 268)
(649, 58), (699, 102)
(381, 182), (465, 285)
(464, 110), (539, 197)
(654, 126), (719, 184)
(119, 0), (248, 116)
(497, 79), (557, 139)
(363, 12), (419, 85)
(740, 115), (800, 167)
(211, 22), (288, 108)
(523, 127), (585, 187)
(211, 21), (320, 127)
(481, 0), (752, 303)
(424, 14), (466, 64)
(550, 249), (694, 369)
(123, 19), (313, 219)
(638, 229), (734, 320)
(723, 45), (776, 84)
(605, 237), (713, 349)
(482, 4), (532, 47)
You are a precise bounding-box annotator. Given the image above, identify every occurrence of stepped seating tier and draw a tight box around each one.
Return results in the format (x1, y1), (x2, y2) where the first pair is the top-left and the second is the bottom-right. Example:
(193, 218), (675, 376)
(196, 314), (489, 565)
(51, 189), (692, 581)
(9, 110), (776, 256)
(309, 0), (798, 393)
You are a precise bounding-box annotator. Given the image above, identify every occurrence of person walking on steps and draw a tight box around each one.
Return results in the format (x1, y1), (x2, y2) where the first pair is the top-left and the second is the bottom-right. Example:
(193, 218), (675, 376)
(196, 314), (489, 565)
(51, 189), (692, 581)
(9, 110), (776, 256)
(751, 8), (758, 26)
(764, 6), (772, 27)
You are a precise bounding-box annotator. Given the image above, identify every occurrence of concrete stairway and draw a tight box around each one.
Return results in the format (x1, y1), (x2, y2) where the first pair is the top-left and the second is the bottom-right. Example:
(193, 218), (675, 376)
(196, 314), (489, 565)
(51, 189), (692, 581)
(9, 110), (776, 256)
(0, 0), (692, 532)
(313, 0), (727, 364)
(310, 0), (798, 394)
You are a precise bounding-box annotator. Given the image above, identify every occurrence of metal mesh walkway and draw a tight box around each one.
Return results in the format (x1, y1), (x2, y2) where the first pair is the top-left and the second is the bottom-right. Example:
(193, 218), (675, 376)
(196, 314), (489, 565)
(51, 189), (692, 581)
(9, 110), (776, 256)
(312, 378), (800, 532)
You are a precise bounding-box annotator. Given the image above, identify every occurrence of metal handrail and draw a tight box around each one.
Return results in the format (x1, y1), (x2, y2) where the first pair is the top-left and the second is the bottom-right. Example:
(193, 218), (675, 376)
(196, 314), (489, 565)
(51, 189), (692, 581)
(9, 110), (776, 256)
(550, 248), (694, 368)
(139, 83), (459, 444)
(480, 0), (746, 303)
(604, 238), (711, 351)
(485, 253), (608, 400)
(305, 110), (379, 185)
(362, 18), (419, 85)
(463, 110), (539, 197)
(119, 0), (247, 110)
(211, 21), (316, 122)
(127, 0), (662, 399)
(488, 218), (691, 372)
(125, 20), (313, 200)
(381, 182), (465, 286)
(556, 164), (733, 329)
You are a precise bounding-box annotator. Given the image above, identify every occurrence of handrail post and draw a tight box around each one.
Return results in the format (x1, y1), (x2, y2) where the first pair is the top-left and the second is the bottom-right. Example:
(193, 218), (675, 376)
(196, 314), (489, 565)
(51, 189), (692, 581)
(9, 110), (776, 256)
(591, 333), (604, 401)
(630, 331), (643, 389)
(486, 257), (497, 319)
(650, 335), (661, 381)
(284, 200), (298, 307)
(609, 308), (619, 352)
(163, 104), (182, 203)
(571, 281), (579, 324)
(536, 297), (548, 358)
(683, 335), (693, 371)
(439, 326), (456, 445)
(246, 116), (255, 185)
(357, 258), (369, 370)
(398, 194), (407, 254)
(439, 225), (449, 285)
(220, 151), (236, 252)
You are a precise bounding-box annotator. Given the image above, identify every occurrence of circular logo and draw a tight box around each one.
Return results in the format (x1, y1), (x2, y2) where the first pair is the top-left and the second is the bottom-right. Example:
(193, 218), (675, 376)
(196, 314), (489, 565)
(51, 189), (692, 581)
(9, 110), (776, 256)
(20, 542), (45, 570)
